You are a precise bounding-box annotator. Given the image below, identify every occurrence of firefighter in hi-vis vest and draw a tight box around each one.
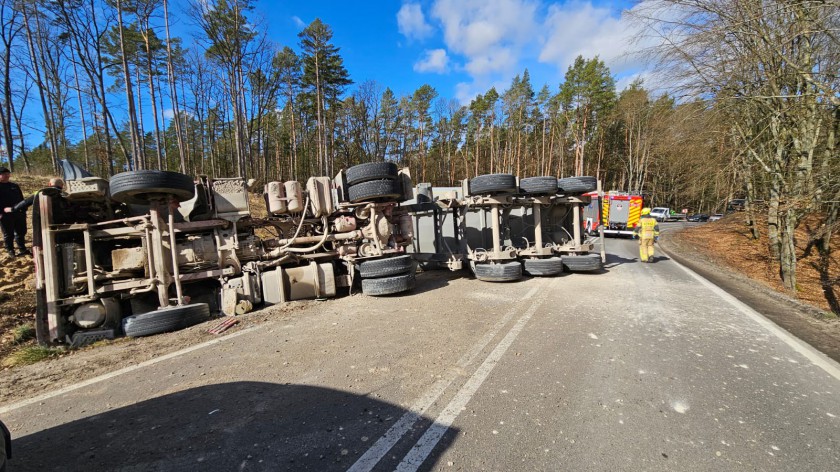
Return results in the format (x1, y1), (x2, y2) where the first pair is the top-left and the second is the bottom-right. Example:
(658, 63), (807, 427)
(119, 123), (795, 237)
(633, 207), (660, 263)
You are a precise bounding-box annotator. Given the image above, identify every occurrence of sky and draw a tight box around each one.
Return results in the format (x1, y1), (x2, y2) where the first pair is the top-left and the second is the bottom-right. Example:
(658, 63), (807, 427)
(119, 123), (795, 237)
(244, 0), (648, 104)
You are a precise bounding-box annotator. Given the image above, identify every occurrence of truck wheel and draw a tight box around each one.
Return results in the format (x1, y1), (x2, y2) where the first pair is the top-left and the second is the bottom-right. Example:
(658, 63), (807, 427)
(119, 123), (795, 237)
(557, 176), (597, 194)
(1, 418), (10, 469)
(110, 170), (195, 205)
(362, 272), (415, 296)
(519, 176), (558, 195)
(358, 255), (414, 278)
(348, 179), (402, 203)
(469, 173), (517, 196)
(346, 162), (398, 186)
(122, 303), (210, 337)
(523, 257), (564, 276)
(561, 254), (603, 272)
(473, 261), (522, 282)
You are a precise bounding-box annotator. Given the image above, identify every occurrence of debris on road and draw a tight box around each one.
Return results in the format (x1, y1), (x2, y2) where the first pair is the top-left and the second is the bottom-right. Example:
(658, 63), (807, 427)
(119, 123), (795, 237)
(207, 317), (239, 335)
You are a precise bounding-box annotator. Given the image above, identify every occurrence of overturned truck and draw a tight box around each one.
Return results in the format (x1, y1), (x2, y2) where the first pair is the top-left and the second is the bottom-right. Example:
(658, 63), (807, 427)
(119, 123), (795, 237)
(33, 164), (604, 347)
(34, 163), (414, 347)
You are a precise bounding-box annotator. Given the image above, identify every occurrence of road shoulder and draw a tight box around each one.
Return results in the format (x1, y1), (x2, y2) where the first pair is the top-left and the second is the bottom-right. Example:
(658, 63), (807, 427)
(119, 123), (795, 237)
(658, 231), (840, 364)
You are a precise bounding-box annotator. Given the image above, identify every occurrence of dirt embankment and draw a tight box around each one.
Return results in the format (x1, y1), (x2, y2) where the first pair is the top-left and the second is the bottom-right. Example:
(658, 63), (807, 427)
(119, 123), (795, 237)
(669, 213), (838, 316)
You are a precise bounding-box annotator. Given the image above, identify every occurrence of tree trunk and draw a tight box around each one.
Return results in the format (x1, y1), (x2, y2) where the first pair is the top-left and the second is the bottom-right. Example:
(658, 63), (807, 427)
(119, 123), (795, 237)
(21, 3), (58, 173)
(144, 28), (164, 169)
(70, 47), (90, 170)
(163, 0), (187, 173)
(116, 0), (142, 170)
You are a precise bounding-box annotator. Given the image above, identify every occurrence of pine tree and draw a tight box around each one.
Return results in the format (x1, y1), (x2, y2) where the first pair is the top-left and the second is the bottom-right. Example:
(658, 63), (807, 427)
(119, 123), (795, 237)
(298, 18), (351, 177)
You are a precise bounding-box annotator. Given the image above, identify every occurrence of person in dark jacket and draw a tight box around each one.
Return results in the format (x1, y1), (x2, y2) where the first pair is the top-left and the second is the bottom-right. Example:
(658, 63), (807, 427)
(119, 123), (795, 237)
(0, 167), (28, 258)
(12, 177), (67, 250)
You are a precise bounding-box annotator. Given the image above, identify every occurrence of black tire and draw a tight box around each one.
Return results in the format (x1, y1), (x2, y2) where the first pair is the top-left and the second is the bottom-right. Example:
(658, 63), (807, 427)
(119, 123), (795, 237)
(122, 303), (210, 337)
(359, 255), (414, 278)
(473, 261), (522, 282)
(362, 272), (415, 296)
(110, 170), (195, 205)
(469, 173), (517, 196)
(346, 162), (398, 186)
(523, 257), (564, 276)
(348, 179), (402, 203)
(519, 176), (558, 195)
(562, 254), (603, 272)
(1, 418), (10, 465)
(557, 176), (597, 194)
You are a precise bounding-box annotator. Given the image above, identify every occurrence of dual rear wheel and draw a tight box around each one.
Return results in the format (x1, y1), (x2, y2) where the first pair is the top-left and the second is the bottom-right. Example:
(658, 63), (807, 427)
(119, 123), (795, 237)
(359, 255), (416, 296)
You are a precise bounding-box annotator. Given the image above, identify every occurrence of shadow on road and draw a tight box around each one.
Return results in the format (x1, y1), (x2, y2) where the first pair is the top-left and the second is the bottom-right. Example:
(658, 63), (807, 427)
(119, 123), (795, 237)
(603, 252), (636, 269)
(10, 382), (457, 471)
(409, 268), (462, 295)
(648, 254), (672, 263)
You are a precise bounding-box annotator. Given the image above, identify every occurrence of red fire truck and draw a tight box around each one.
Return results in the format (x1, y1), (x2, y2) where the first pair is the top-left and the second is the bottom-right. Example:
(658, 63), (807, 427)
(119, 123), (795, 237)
(592, 192), (645, 237)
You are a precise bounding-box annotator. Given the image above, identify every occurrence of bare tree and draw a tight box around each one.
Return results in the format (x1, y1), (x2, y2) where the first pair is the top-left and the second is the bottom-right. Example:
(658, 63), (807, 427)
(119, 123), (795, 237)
(631, 0), (840, 292)
(0, 0), (21, 170)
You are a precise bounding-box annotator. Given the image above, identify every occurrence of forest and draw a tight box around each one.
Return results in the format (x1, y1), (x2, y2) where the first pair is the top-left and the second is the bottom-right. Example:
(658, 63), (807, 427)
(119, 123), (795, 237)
(0, 0), (837, 294)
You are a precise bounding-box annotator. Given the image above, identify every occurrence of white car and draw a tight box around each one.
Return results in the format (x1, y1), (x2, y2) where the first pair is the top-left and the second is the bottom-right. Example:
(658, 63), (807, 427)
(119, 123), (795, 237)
(649, 207), (670, 222)
(708, 214), (724, 222)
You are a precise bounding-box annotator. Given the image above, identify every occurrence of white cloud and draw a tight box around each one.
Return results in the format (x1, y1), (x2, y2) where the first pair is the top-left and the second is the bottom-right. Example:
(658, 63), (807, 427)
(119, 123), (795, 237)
(162, 108), (175, 120)
(414, 49), (450, 73)
(398, 3), (433, 41)
(431, 0), (539, 76)
(417, 1), (661, 102)
(538, 1), (646, 77)
(291, 16), (306, 29)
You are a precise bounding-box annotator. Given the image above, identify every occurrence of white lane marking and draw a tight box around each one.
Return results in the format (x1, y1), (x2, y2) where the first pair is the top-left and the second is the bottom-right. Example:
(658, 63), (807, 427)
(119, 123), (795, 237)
(395, 278), (557, 472)
(670, 257), (840, 382)
(347, 281), (545, 472)
(0, 326), (260, 415)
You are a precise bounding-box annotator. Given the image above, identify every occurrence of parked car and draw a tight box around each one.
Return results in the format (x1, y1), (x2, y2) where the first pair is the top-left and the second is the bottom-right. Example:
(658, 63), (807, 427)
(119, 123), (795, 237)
(727, 199), (746, 212)
(686, 213), (709, 222)
(649, 207), (686, 222)
(708, 214), (724, 222)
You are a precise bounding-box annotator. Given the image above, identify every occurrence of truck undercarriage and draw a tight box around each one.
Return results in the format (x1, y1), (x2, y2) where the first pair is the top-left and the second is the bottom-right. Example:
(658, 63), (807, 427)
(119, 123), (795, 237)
(34, 165), (603, 347)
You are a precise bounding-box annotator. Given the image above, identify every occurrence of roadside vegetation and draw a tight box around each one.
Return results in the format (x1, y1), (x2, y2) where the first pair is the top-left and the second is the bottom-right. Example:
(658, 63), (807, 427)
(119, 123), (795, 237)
(0, 1), (835, 312)
(1, 345), (63, 368)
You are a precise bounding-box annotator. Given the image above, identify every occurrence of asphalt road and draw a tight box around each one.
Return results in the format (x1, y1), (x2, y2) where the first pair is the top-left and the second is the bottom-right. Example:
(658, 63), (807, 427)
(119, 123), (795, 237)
(2, 237), (840, 471)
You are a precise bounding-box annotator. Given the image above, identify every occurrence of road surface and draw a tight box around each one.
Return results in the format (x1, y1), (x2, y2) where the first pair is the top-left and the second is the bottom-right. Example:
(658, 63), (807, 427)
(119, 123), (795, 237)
(2, 237), (839, 471)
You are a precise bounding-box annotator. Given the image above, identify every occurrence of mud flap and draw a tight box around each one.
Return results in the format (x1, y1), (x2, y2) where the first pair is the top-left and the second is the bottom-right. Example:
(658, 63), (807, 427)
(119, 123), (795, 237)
(35, 288), (49, 345)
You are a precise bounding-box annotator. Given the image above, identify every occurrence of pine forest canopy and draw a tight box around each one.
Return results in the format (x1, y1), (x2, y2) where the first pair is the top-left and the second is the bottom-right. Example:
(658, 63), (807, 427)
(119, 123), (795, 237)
(0, 0), (837, 296)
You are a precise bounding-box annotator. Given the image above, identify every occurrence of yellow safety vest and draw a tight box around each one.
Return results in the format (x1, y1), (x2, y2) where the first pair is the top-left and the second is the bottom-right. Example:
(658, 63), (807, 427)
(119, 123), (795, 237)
(638, 217), (658, 239)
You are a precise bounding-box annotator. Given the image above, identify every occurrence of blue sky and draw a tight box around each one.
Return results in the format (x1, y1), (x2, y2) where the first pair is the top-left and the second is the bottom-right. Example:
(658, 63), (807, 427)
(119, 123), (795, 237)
(245, 0), (645, 103)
